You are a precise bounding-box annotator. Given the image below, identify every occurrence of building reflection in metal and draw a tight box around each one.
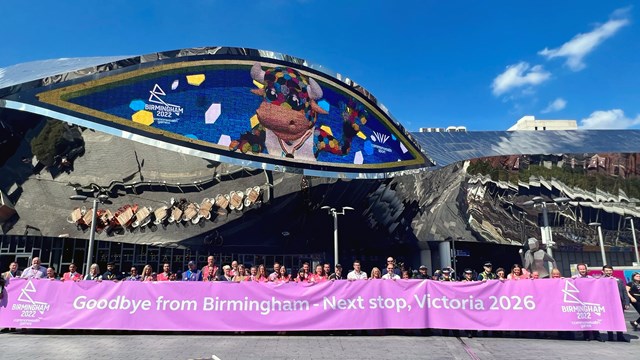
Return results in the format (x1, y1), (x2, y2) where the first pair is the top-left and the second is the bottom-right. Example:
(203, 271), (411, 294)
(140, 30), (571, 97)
(1, 111), (640, 275)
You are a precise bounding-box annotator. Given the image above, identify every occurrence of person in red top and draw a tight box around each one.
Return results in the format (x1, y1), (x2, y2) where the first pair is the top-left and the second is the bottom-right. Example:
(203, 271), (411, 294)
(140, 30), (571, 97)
(255, 264), (269, 282)
(308, 264), (327, 283)
(156, 263), (172, 281)
(203, 266), (216, 282)
(202, 256), (219, 280)
(295, 268), (309, 283)
(507, 264), (530, 280)
(274, 265), (291, 283)
(62, 263), (83, 281)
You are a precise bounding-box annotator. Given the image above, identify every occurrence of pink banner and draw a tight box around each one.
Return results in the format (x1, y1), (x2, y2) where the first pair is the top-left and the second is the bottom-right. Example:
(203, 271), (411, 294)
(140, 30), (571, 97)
(0, 278), (626, 331)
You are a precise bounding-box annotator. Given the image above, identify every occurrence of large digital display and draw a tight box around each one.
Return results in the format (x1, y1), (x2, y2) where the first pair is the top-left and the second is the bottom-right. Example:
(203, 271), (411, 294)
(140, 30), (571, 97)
(34, 58), (425, 174)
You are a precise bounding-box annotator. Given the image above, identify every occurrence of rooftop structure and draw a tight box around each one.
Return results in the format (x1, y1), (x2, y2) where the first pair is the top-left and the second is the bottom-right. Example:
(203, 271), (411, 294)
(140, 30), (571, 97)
(507, 115), (578, 131)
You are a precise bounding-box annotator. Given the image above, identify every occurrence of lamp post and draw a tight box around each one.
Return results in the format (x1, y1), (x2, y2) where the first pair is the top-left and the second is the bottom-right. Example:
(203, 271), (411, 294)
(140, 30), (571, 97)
(321, 206), (354, 267)
(70, 195), (103, 276)
(589, 222), (607, 266)
(625, 216), (640, 265)
(522, 196), (569, 270)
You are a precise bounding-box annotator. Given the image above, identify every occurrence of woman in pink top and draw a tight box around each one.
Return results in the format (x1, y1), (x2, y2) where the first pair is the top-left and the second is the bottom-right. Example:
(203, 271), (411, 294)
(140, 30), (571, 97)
(274, 265), (291, 283)
(295, 268), (309, 283)
(203, 266), (216, 282)
(308, 264), (327, 283)
(507, 264), (530, 280)
(254, 264), (268, 282)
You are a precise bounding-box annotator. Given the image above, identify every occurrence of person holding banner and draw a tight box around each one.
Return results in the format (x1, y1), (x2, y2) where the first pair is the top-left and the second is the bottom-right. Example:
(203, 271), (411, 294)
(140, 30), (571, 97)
(20, 257), (47, 279)
(602, 265), (630, 342)
(203, 266), (216, 282)
(477, 262), (496, 281)
(461, 269), (475, 282)
(268, 262), (281, 281)
(141, 265), (153, 282)
(157, 263), (172, 281)
(45, 267), (58, 280)
(309, 264), (327, 283)
(415, 265), (429, 279)
(84, 263), (102, 281)
(440, 268), (455, 282)
(507, 264), (529, 280)
(274, 266), (291, 283)
(217, 265), (234, 281)
(202, 256), (219, 280)
(255, 264), (269, 282)
(627, 272), (640, 331)
(328, 264), (343, 280)
(572, 264), (604, 342)
(382, 264), (400, 280)
(182, 261), (202, 281)
(234, 264), (248, 282)
(62, 263), (82, 282)
(347, 260), (367, 280)
(369, 267), (382, 279)
(2, 262), (21, 280)
(102, 262), (121, 281)
(124, 266), (141, 281)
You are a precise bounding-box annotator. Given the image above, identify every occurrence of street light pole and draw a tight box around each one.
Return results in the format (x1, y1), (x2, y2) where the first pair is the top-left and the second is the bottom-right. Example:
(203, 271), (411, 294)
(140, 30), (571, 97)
(321, 206), (354, 267)
(85, 198), (98, 276)
(626, 217), (640, 265)
(589, 222), (607, 266)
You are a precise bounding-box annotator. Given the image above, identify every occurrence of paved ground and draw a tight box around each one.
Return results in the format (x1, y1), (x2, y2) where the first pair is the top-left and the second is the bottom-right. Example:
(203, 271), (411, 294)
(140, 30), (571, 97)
(1, 310), (638, 360)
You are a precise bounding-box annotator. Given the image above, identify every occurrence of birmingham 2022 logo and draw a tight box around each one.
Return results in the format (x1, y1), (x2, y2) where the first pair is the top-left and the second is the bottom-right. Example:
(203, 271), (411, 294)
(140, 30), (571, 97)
(561, 280), (605, 327)
(10, 280), (51, 323)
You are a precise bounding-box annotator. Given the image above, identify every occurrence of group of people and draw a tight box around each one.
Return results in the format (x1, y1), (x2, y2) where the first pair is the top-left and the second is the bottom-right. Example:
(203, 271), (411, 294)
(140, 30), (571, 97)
(2, 255), (639, 342)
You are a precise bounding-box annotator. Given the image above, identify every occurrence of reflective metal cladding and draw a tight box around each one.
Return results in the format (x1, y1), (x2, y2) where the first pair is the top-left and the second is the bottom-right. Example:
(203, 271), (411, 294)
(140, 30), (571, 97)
(0, 46), (428, 179)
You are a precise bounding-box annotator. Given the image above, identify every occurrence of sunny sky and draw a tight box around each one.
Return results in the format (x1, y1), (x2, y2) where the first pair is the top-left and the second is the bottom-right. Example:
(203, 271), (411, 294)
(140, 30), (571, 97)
(1, 0), (638, 131)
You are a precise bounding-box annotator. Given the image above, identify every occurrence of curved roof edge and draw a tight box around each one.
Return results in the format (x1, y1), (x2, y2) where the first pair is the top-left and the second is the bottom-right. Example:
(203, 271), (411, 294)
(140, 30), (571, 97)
(0, 46), (400, 125)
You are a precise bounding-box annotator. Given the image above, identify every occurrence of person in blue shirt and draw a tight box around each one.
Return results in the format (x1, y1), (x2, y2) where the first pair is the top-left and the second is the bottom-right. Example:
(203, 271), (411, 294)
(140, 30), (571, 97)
(182, 261), (203, 281)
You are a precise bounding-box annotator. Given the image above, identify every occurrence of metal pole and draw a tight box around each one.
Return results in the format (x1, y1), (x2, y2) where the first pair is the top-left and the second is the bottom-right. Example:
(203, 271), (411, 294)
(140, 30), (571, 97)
(540, 204), (554, 273)
(85, 199), (98, 276)
(630, 219), (639, 265)
(451, 237), (457, 277)
(333, 211), (339, 267)
(597, 225), (607, 266)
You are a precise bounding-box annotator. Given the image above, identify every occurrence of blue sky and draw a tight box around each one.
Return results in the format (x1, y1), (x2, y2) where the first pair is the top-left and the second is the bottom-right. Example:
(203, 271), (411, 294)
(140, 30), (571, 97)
(1, 0), (638, 131)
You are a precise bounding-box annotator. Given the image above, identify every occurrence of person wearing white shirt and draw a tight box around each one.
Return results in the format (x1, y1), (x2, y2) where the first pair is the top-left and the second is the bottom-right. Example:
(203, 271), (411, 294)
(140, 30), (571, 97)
(20, 257), (47, 279)
(347, 260), (368, 280)
(382, 264), (400, 280)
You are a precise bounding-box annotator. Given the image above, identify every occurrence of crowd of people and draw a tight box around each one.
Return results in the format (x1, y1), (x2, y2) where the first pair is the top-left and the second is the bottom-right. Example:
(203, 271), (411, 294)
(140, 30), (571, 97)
(2, 256), (639, 341)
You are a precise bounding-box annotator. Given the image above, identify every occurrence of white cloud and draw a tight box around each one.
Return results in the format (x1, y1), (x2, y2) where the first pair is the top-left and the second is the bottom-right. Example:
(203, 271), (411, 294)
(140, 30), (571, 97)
(538, 8), (630, 71)
(580, 109), (640, 129)
(541, 98), (567, 114)
(491, 62), (551, 96)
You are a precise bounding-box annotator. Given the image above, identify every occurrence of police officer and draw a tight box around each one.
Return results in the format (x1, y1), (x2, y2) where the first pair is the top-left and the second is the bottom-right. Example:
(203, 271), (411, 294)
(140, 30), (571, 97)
(440, 268), (455, 282)
(477, 262), (496, 281)
(461, 269), (475, 282)
(414, 265), (430, 279)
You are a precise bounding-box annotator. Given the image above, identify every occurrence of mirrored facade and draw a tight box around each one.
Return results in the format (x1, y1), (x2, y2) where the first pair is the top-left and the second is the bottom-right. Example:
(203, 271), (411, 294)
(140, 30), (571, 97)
(1, 47), (639, 278)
